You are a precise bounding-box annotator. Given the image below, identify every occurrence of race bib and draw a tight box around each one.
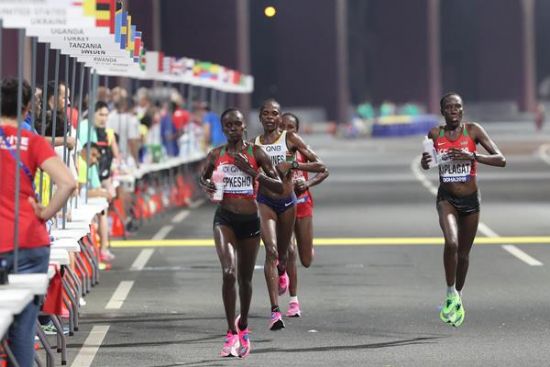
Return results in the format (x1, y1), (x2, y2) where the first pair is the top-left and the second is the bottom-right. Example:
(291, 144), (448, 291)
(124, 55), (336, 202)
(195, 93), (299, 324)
(438, 154), (472, 183)
(219, 164), (255, 195)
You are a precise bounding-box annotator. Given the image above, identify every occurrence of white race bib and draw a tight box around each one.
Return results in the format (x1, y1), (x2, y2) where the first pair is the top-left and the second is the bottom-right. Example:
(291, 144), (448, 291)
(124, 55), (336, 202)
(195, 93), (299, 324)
(438, 154), (472, 183)
(219, 164), (255, 195)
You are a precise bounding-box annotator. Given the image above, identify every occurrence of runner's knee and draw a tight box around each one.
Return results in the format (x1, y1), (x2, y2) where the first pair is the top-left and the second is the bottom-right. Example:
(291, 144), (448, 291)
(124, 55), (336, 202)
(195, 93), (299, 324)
(222, 267), (236, 284)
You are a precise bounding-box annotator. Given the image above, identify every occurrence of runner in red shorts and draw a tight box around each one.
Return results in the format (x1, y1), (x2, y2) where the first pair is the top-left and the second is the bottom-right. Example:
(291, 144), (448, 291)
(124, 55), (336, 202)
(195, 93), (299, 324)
(281, 112), (329, 317)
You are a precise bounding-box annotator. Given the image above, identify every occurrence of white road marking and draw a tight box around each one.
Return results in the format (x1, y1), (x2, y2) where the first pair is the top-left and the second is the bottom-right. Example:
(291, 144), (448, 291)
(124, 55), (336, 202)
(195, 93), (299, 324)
(410, 155), (543, 266)
(171, 210), (190, 223)
(70, 325), (110, 367)
(130, 249), (154, 271)
(105, 281), (134, 309)
(152, 225), (174, 240)
(190, 198), (206, 209)
(537, 143), (550, 165)
(502, 245), (543, 266)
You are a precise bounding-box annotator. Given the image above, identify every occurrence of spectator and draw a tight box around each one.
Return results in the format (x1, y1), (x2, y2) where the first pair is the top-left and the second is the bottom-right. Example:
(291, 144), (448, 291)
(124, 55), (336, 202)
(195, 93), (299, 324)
(0, 77), (76, 367)
(160, 101), (179, 157)
(201, 102), (225, 148)
(107, 87), (141, 166)
(78, 102), (118, 264)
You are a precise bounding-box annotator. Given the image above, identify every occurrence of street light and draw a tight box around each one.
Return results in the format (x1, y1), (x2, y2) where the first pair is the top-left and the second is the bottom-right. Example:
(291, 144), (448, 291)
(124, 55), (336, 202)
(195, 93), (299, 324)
(264, 6), (277, 18)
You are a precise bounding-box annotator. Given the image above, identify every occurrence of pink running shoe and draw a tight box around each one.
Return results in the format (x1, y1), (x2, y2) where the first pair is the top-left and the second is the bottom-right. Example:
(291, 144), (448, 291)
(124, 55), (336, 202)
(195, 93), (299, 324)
(220, 331), (239, 357)
(269, 311), (285, 330)
(235, 315), (251, 359)
(286, 301), (301, 318)
(278, 272), (289, 296)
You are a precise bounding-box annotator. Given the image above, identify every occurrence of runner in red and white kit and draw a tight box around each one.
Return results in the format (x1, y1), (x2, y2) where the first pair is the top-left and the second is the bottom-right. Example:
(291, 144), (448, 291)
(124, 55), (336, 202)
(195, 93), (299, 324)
(421, 93), (506, 327)
(253, 99), (327, 330)
(281, 113), (329, 317)
(200, 108), (283, 358)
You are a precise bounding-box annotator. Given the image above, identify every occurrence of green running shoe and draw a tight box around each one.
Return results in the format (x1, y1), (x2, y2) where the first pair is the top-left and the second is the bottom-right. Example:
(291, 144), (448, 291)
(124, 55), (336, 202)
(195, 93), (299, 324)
(439, 293), (460, 324)
(451, 301), (465, 327)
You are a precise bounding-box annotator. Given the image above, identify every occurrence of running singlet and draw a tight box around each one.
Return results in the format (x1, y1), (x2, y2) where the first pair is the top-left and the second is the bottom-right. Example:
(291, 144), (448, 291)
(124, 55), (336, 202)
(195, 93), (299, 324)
(214, 145), (258, 199)
(435, 125), (477, 183)
(254, 130), (289, 167)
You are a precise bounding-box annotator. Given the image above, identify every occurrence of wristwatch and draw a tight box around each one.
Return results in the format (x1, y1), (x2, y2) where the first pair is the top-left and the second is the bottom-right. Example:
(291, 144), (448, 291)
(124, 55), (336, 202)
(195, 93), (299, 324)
(291, 160), (299, 169)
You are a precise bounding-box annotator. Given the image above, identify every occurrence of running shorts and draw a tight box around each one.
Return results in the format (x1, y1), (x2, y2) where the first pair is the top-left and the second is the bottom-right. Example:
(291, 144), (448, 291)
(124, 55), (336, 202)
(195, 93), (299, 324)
(213, 206), (261, 239)
(437, 187), (480, 216)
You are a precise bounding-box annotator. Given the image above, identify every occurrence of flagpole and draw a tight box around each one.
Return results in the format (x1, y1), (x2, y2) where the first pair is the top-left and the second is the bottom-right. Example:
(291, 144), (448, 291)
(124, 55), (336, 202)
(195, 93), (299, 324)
(30, 37), (37, 130)
(61, 55), (70, 229)
(49, 49), (61, 202)
(13, 29), (25, 273)
(38, 43), (50, 200)
(74, 64), (86, 209)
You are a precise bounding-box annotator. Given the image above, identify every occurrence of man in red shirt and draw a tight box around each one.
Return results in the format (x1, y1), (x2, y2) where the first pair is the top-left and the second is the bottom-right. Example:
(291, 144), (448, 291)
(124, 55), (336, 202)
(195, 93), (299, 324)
(0, 77), (76, 367)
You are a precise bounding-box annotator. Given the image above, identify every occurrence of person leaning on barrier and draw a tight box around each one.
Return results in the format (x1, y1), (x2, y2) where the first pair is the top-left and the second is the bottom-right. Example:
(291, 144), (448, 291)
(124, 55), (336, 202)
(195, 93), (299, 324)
(0, 77), (76, 367)
(34, 80), (76, 150)
(77, 141), (116, 265)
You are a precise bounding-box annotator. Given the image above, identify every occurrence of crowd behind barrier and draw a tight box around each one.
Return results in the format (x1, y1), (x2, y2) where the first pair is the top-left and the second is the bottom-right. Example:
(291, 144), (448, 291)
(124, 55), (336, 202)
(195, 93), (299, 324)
(0, 75), (221, 366)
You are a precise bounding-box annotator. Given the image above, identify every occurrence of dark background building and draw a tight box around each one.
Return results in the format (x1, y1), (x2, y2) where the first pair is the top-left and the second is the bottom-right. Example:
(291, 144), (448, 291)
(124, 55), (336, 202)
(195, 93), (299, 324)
(2, 0), (546, 122)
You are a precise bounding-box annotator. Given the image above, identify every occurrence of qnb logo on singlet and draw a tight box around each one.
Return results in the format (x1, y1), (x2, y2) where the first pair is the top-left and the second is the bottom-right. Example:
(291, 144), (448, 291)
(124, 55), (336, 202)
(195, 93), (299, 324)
(265, 145), (282, 152)
(220, 164), (254, 194)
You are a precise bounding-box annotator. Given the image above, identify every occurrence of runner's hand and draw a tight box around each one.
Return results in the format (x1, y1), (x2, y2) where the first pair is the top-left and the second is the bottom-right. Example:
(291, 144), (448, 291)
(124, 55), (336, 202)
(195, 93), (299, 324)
(420, 152), (432, 170)
(447, 148), (474, 161)
(28, 197), (48, 220)
(233, 153), (255, 176)
(277, 161), (292, 176)
(200, 178), (217, 194)
(66, 136), (76, 150)
(294, 180), (308, 195)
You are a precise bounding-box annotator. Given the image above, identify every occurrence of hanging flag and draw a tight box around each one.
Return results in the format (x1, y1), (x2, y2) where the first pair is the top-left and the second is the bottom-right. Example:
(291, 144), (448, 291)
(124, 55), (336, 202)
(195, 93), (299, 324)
(170, 58), (184, 75)
(114, 7), (122, 42)
(145, 51), (159, 75)
(83, 0), (95, 17)
(95, 0), (111, 28)
(120, 11), (128, 49)
(133, 31), (142, 62)
(139, 46), (147, 71)
(109, 0), (116, 33)
(158, 52), (165, 72)
(183, 58), (194, 77)
(126, 16), (133, 52)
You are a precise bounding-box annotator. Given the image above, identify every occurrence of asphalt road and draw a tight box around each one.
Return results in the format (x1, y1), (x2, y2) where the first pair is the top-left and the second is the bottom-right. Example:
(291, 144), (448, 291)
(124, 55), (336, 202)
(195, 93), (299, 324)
(55, 123), (550, 367)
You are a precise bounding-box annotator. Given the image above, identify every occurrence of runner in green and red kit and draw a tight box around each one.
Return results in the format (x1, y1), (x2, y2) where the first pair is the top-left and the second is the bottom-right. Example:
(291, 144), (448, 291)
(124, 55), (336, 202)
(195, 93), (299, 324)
(421, 93), (506, 327)
(281, 113), (329, 317)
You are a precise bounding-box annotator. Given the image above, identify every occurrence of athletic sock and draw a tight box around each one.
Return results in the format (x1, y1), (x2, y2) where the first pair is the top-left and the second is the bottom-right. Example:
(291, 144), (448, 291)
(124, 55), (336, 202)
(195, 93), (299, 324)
(271, 305), (280, 313)
(289, 296), (298, 304)
(447, 285), (458, 297)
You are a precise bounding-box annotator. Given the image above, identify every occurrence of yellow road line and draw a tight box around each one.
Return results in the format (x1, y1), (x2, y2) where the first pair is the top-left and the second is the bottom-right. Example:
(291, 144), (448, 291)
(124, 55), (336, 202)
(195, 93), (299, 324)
(111, 236), (550, 248)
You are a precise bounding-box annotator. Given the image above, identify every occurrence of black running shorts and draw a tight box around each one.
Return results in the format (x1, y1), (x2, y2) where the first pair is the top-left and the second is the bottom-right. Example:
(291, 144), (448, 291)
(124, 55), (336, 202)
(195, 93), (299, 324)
(213, 206), (261, 239)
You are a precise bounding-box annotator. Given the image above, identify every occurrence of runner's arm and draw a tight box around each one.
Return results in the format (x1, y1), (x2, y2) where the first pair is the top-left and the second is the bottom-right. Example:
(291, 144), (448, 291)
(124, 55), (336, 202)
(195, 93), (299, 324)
(471, 123), (506, 167)
(420, 128), (439, 170)
(31, 156), (77, 220)
(287, 132), (327, 173)
(199, 149), (218, 194)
